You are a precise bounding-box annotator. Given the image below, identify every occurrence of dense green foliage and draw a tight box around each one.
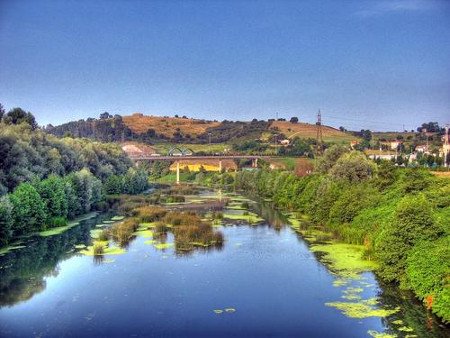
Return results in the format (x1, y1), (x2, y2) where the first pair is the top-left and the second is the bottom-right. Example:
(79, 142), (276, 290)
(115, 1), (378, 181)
(235, 148), (450, 322)
(46, 114), (273, 144)
(0, 122), (132, 193)
(0, 121), (151, 245)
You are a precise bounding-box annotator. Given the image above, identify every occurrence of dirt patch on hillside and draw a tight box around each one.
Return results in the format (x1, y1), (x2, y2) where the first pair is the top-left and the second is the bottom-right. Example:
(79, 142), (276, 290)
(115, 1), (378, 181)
(270, 121), (354, 143)
(123, 113), (220, 138)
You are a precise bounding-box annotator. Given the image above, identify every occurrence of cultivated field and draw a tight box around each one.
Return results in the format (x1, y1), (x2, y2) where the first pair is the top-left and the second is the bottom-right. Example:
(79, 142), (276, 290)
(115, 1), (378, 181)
(123, 113), (219, 137)
(270, 121), (356, 143)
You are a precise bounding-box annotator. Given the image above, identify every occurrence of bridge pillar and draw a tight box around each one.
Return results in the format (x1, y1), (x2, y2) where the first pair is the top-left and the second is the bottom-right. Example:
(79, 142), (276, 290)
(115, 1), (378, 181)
(255, 158), (258, 168)
(176, 161), (180, 184)
(219, 160), (222, 172)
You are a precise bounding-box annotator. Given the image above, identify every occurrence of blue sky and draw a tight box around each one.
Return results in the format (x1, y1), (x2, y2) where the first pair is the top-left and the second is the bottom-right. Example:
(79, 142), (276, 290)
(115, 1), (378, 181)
(0, 0), (449, 131)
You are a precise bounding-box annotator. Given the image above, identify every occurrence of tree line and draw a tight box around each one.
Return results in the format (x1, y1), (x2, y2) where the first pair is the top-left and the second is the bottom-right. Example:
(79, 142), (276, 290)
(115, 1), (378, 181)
(0, 109), (150, 246)
(235, 146), (450, 323)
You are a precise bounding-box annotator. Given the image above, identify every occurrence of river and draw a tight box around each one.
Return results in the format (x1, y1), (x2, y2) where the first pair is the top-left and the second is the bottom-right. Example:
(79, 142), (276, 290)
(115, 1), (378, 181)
(0, 189), (448, 337)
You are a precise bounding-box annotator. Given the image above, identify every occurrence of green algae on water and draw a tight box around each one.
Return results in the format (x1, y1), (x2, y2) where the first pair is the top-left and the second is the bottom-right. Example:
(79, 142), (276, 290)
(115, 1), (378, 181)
(368, 330), (397, 338)
(39, 222), (80, 237)
(80, 241), (125, 256)
(90, 229), (103, 239)
(110, 216), (125, 221)
(326, 299), (400, 319)
(310, 243), (378, 277)
(398, 326), (414, 332)
(154, 242), (174, 250)
(0, 244), (26, 256)
(40, 212), (98, 237)
(134, 230), (154, 238)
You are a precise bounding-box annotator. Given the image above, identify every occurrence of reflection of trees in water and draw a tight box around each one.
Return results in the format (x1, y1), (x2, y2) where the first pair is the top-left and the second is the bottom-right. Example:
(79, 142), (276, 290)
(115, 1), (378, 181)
(0, 217), (94, 307)
(250, 200), (289, 231)
(376, 277), (449, 338)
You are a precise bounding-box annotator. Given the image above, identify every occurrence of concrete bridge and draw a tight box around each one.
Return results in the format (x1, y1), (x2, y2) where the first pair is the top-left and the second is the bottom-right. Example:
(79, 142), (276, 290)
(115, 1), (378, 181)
(129, 155), (271, 184)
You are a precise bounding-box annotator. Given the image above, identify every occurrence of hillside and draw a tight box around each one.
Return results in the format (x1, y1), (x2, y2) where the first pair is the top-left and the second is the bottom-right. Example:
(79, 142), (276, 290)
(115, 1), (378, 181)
(47, 112), (357, 146)
(123, 113), (220, 138)
(270, 121), (356, 143)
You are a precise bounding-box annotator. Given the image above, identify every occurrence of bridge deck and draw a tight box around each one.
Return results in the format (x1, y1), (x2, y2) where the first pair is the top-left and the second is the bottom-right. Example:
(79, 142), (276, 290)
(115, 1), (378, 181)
(129, 155), (272, 161)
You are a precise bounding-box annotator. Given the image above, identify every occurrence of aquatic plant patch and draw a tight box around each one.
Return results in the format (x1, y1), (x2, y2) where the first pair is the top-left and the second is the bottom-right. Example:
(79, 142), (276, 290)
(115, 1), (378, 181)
(326, 298), (400, 318)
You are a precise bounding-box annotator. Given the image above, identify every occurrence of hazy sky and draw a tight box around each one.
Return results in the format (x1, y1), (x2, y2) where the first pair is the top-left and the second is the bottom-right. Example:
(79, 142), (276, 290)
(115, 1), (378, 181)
(0, 0), (449, 131)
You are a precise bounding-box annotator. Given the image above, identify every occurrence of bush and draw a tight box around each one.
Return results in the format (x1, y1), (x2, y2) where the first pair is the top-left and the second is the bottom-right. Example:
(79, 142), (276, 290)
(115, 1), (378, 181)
(375, 194), (443, 285)
(329, 152), (376, 183)
(93, 242), (105, 255)
(48, 217), (68, 228)
(329, 184), (380, 224)
(406, 237), (450, 322)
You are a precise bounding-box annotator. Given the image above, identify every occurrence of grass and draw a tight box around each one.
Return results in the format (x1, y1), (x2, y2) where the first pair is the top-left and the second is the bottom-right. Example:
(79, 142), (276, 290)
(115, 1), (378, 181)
(270, 120), (356, 143)
(122, 114), (220, 137)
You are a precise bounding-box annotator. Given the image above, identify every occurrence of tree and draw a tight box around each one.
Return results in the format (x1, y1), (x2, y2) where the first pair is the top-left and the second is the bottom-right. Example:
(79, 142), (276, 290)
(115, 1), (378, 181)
(0, 103), (5, 121)
(36, 175), (68, 223)
(375, 194), (443, 285)
(99, 112), (112, 119)
(290, 117), (299, 123)
(4, 108), (38, 130)
(0, 195), (13, 245)
(417, 122), (441, 133)
(329, 151), (376, 183)
(10, 183), (46, 234)
(315, 145), (348, 173)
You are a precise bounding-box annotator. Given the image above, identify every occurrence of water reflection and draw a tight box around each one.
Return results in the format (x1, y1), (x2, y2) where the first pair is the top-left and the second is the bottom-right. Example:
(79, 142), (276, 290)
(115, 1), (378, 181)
(0, 190), (448, 337)
(0, 216), (95, 307)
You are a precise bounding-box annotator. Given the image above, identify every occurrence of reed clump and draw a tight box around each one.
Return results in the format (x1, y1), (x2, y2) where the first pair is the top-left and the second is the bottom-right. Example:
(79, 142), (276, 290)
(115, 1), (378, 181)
(93, 241), (105, 255)
(110, 218), (140, 245)
(133, 206), (167, 222)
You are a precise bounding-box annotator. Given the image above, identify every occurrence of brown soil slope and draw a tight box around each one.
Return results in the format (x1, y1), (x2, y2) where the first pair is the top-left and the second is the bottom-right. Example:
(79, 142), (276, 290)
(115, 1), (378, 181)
(270, 121), (355, 143)
(123, 113), (220, 138)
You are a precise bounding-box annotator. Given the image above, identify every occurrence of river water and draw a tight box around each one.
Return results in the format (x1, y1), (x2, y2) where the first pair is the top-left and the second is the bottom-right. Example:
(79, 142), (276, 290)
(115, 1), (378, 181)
(0, 191), (448, 337)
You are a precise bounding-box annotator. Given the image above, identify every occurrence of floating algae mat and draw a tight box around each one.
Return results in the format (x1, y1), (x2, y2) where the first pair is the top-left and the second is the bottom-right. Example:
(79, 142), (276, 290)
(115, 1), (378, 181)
(134, 229), (154, 238)
(0, 244), (26, 256)
(154, 242), (174, 250)
(222, 210), (264, 223)
(367, 331), (397, 338)
(90, 229), (103, 239)
(310, 243), (378, 277)
(213, 308), (236, 314)
(80, 241), (125, 256)
(110, 216), (125, 221)
(39, 212), (99, 237)
(39, 221), (79, 237)
(326, 298), (400, 319)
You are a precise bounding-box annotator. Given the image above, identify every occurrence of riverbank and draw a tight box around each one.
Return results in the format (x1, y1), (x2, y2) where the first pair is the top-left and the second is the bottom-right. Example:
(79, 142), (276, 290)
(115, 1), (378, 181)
(235, 164), (450, 324)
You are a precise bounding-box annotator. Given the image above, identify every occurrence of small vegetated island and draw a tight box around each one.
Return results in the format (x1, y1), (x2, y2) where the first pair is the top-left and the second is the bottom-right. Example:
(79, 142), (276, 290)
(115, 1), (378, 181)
(0, 107), (449, 337)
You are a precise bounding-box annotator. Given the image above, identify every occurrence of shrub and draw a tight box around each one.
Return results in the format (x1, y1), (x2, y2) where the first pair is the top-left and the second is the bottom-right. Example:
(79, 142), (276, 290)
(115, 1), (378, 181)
(375, 194), (443, 285)
(49, 217), (68, 228)
(406, 237), (450, 323)
(93, 242), (105, 255)
(329, 152), (376, 183)
(329, 184), (380, 225)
